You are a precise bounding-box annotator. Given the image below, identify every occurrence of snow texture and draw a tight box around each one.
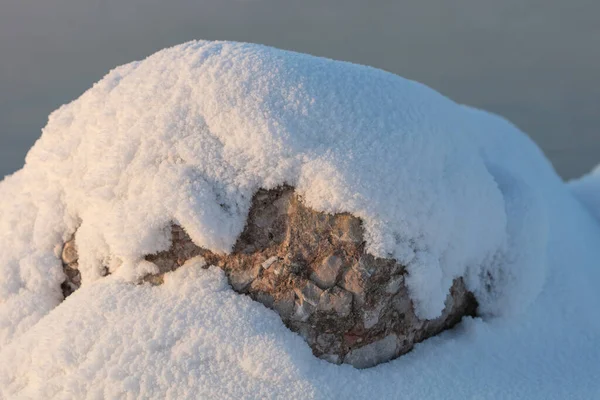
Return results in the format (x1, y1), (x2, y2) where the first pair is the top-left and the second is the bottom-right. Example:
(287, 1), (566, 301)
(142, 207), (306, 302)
(0, 41), (599, 399)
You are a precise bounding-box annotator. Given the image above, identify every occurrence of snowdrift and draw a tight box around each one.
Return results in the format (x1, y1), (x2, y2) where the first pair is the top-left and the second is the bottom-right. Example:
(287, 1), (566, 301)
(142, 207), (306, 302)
(0, 41), (599, 399)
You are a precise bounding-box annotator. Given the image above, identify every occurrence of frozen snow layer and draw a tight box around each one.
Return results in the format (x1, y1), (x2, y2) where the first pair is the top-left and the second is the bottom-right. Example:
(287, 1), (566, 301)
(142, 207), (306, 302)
(0, 41), (550, 343)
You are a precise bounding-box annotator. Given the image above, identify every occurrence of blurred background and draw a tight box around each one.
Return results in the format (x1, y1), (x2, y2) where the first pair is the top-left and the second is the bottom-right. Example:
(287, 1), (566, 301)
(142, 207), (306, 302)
(1, 0), (598, 180)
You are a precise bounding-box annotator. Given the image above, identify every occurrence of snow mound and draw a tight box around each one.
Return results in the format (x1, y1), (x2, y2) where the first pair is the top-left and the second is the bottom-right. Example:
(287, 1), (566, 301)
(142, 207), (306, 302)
(1, 40), (599, 399)
(0, 42), (548, 344)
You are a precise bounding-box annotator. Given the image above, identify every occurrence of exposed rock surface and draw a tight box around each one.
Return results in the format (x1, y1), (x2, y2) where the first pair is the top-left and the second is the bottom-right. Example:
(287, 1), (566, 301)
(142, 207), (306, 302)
(61, 186), (477, 368)
(60, 240), (81, 297)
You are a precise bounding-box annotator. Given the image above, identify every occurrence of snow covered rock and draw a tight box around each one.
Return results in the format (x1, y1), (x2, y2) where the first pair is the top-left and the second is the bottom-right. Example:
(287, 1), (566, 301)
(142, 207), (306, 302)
(5, 40), (591, 398)
(62, 186), (476, 368)
(0, 40), (545, 337)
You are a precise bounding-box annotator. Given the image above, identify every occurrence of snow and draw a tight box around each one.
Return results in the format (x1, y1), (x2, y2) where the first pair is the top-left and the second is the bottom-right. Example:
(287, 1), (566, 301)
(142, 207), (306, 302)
(0, 40), (599, 398)
(570, 164), (600, 222)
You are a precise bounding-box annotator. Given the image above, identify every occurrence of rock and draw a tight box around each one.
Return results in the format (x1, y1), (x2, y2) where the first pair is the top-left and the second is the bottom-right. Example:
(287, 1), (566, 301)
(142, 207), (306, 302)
(344, 334), (398, 369)
(272, 291), (295, 319)
(60, 238), (81, 298)
(315, 333), (343, 360)
(331, 216), (363, 244)
(310, 255), (343, 289)
(294, 280), (323, 307)
(339, 265), (368, 306)
(362, 304), (384, 330)
(293, 298), (316, 322)
(61, 240), (78, 265)
(385, 275), (404, 294)
(318, 287), (352, 317)
(391, 292), (412, 313)
(228, 264), (261, 292)
(253, 292), (275, 308)
(65, 185), (478, 368)
(261, 256), (279, 270)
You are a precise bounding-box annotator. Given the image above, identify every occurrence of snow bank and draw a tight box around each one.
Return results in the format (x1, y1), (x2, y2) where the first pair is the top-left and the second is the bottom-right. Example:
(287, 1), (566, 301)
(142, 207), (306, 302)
(1, 40), (599, 398)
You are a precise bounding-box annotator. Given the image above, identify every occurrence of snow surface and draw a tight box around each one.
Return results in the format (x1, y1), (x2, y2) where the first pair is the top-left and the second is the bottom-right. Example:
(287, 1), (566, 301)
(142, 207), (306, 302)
(570, 164), (600, 222)
(0, 41), (599, 399)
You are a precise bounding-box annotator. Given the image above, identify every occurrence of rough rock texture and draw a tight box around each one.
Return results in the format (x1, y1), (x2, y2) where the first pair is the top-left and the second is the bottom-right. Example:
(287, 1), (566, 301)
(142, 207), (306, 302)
(61, 186), (477, 368)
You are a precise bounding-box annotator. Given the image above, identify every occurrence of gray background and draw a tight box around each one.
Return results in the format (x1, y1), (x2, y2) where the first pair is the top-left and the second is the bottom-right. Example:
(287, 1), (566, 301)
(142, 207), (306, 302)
(1, 0), (598, 180)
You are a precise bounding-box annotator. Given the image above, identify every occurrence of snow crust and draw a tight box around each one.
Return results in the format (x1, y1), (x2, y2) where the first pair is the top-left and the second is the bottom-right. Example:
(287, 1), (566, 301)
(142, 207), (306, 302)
(0, 41), (599, 398)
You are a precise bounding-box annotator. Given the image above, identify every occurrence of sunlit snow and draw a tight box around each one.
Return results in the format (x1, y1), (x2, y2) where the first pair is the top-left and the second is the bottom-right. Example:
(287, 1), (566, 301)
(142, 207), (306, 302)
(0, 41), (599, 399)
